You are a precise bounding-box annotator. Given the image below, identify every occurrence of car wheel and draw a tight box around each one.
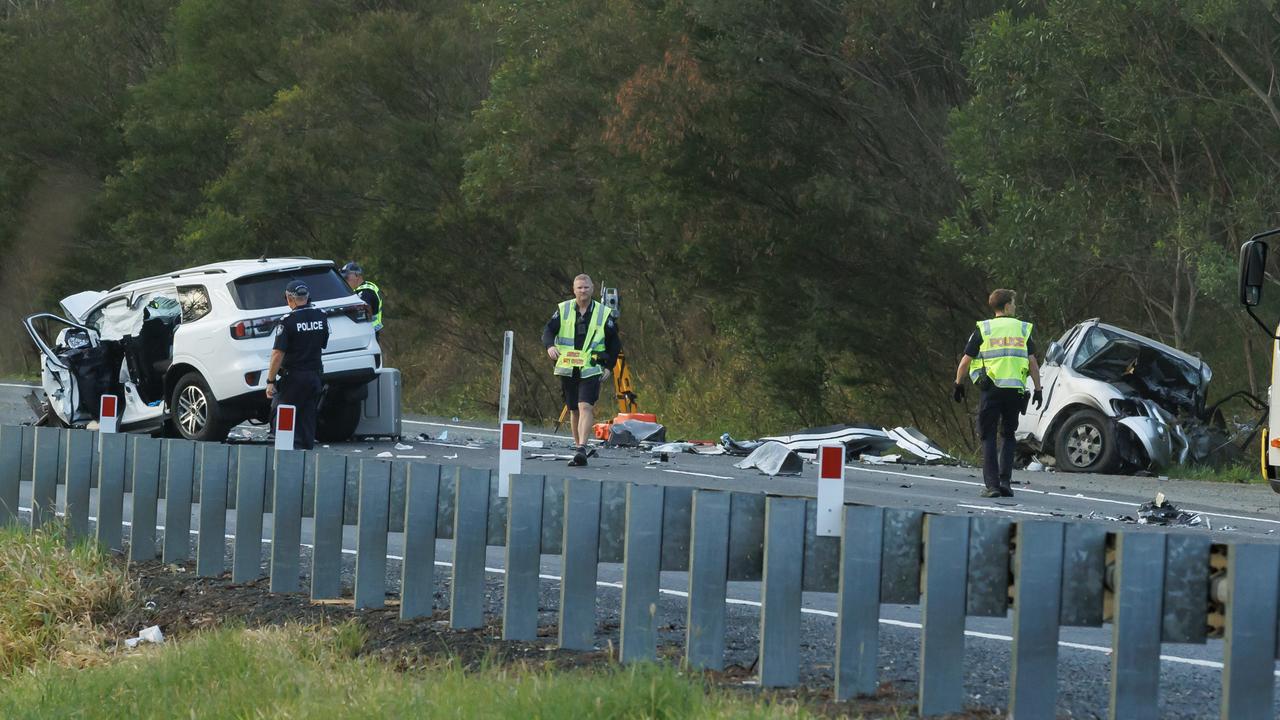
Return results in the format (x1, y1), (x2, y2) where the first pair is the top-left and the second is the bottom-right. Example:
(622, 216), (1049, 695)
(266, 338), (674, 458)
(1054, 408), (1119, 473)
(315, 391), (362, 442)
(171, 372), (231, 442)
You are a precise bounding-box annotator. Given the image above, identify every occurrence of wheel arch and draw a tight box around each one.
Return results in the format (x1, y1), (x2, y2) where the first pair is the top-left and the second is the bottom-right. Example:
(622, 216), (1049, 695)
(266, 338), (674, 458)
(1043, 400), (1107, 450)
(164, 363), (202, 406)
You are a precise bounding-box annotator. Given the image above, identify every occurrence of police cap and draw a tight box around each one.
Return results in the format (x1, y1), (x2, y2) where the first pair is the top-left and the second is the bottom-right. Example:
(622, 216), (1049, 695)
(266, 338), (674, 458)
(285, 280), (310, 297)
(339, 262), (364, 277)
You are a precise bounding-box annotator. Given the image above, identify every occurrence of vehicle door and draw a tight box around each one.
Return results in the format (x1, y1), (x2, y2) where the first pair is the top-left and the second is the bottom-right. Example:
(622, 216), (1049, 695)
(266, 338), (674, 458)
(117, 286), (182, 427)
(1017, 324), (1081, 439)
(22, 313), (102, 425)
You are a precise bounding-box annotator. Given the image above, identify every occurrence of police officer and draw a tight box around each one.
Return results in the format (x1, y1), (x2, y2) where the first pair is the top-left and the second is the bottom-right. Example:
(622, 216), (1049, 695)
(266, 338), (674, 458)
(953, 289), (1043, 498)
(265, 280), (330, 450)
(542, 273), (621, 467)
(340, 262), (383, 335)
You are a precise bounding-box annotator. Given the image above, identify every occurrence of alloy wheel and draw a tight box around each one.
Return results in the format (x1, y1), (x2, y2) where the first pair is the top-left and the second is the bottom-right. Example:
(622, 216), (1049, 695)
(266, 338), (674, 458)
(1065, 423), (1103, 468)
(177, 384), (208, 437)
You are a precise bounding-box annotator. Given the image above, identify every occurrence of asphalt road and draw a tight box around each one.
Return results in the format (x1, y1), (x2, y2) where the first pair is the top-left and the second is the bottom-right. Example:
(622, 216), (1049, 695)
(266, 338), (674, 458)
(3, 379), (1279, 717)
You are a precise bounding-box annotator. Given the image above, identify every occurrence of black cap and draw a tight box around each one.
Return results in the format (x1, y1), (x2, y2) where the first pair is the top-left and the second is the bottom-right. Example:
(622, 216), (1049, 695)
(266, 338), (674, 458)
(285, 280), (310, 297)
(339, 262), (363, 277)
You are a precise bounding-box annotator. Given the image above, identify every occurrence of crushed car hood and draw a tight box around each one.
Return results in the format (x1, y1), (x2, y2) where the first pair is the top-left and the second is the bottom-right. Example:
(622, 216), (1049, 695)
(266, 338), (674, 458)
(1074, 333), (1207, 415)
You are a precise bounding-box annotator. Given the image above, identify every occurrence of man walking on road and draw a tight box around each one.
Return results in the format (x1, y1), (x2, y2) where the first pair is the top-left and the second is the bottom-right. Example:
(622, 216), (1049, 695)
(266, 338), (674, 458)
(266, 280), (330, 450)
(543, 274), (621, 467)
(953, 289), (1042, 498)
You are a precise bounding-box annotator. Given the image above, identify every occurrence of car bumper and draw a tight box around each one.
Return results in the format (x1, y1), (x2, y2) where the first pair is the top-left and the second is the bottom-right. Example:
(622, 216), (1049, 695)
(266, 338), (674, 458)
(1118, 415), (1173, 469)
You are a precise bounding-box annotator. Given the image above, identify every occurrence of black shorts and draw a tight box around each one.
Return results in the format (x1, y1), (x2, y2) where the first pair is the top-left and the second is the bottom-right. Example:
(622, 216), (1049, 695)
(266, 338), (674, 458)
(561, 375), (602, 407)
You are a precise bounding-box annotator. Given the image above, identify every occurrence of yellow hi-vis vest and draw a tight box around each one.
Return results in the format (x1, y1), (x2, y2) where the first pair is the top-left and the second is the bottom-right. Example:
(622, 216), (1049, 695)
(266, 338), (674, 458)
(970, 317), (1032, 391)
(356, 281), (383, 331)
(553, 300), (611, 378)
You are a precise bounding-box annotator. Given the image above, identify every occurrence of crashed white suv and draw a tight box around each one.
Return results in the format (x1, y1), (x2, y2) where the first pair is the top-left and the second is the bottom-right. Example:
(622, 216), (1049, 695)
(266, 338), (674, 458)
(23, 258), (381, 442)
(1017, 319), (1216, 474)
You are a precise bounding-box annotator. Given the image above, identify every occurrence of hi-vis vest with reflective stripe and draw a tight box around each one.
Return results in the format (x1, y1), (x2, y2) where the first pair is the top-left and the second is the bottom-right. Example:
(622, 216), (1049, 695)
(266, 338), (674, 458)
(970, 317), (1032, 391)
(356, 281), (383, 331)
(554, 300), (611, 378)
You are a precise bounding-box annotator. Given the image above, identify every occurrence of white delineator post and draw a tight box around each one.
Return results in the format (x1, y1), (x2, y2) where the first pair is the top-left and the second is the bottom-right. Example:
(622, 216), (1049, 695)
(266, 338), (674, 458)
(99, 394), (119, 433)
(275, 404), (297, 451)
(816, 444), (845, 537)
(499, 330), (514, 423)
(498, 420), (522, 499)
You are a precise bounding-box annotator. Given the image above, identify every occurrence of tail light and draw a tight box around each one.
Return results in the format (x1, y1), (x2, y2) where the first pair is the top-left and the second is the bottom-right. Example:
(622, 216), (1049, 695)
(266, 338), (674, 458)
(322, 302), (370, 323)
(230, 315), (285, 339)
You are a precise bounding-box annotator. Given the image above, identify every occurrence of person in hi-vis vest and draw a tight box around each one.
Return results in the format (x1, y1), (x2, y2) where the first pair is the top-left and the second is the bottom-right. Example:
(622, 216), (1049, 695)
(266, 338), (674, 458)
(542, 274), (621, 467)
(953, 289), (1042, 498)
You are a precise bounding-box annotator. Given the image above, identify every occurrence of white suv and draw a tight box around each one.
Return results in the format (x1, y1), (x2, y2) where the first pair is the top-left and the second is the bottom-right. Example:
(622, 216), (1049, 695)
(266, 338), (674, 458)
(23, 258), (382, 442)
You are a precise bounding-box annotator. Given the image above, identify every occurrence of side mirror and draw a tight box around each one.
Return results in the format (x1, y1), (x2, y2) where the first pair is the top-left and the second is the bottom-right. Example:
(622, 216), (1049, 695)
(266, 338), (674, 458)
(1240, 239), (1269, 307)
(1044, 341), (1065, 366)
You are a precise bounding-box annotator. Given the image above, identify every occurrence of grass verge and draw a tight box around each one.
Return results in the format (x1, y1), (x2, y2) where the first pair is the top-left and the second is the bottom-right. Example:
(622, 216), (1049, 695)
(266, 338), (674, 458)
(0, 623), (820, 719)
(0, 524), (132, 674)
(1168, 461), (1269, 484)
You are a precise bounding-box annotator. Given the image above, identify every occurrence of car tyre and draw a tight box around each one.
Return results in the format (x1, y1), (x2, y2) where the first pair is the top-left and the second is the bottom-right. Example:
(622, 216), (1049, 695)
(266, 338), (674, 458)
(316, 390), (362, 442)
(1054, 408), (1118, 473)
(171, 372), (232, 442)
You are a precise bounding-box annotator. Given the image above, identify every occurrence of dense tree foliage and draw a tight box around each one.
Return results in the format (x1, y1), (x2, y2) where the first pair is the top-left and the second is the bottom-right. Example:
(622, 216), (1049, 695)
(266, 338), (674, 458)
(3, 0), (1279, 443)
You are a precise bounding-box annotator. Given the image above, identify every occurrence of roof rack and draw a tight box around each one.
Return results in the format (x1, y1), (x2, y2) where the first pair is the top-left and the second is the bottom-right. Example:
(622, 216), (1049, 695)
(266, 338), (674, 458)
(106, 258), (322, 292)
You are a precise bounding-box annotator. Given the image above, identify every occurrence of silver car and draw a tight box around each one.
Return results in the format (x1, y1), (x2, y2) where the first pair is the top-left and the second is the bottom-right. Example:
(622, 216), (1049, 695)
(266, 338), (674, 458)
(1017, 319), (1213, 473)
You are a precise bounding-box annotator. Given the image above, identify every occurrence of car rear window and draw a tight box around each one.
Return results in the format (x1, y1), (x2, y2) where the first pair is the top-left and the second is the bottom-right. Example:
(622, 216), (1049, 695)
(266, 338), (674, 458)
(230, 267), (352, 310)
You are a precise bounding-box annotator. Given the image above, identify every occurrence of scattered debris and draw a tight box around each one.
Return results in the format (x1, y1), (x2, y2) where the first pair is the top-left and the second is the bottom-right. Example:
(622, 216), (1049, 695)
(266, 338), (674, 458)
(124, 625), (165, 648)
(651, 442), (697, 454)
(725, 424), (954, 464)
(521, 440), (545, 449)
(438, 430), (449, 441)
(860, 454), (902, 465)
(1026, 461), (1047, 472)
(1137, 492), (1207, 528)
(733, 441), (803, 476)
(443, 453), (458, 460)
(417, 432), (432, 441)
(376, 451), (393, 458)
(719, 434), (762, 456)
(606, 420), (666, 447)
(394, 442), (414, 451)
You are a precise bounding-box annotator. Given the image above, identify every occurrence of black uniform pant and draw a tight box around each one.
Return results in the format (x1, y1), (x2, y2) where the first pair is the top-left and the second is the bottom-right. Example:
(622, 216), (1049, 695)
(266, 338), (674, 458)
(273, 370), (322, 450)
(977, 389), (1025, 491)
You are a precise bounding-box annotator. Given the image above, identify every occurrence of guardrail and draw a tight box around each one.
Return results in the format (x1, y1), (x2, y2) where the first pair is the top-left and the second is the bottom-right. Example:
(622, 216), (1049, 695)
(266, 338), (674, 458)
(0, 424), (1276, 719)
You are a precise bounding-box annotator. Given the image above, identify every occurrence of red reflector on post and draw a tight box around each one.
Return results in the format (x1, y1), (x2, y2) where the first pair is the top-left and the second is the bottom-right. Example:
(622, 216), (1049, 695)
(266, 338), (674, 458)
(278, 406), (295, 433)
(100, 394), (117, 418)
(820, 445), (843, 479)
(501, 421), (520, 451)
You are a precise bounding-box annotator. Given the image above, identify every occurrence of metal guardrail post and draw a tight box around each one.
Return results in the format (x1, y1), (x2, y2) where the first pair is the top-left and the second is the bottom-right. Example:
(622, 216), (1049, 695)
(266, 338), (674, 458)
(450, 467), (491, 629)
(31, 426), (61, 529)
(559, 477), (602, 651)
(232, 446), (268, 582)
(620, 483), (664, 663)
(354, 459), (391, 609)
(310, 453), (346, 599)
(758, 496), (805, 688)
(503, 474), (545, 640)
(0, 425), (19, 526)
(881, 507), (923, 604)
(1108, 532), (1166, 720)
(162, 440), (196, 562)
(269, 449), (305, 593)
(835, 505), (884, 701)
(1220, 543), (1279, 719)
(918, 514), (970, 716)
(128, 435), (161, 562)
(195, 443), (229, 576)
(686, 490), (731, 670)
(400, 463), (441, 620)
(63, 429), (93, 541)
(1009, 520), (1065, 719)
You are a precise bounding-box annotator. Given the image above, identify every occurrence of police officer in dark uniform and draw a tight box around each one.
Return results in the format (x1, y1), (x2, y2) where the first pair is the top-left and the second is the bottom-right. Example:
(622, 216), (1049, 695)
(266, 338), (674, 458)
(265, 280), (329, 450)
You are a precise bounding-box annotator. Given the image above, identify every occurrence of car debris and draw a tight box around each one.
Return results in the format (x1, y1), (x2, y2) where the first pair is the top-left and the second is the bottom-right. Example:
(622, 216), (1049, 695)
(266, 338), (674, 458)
(606, 419), (666, 447)
(725, 424), (954, 464)
(1017, 319), (1265, 475)
(733, 441), (804, 476)
(124, 625), (165, 648)
(1137, 492), (1207, 528)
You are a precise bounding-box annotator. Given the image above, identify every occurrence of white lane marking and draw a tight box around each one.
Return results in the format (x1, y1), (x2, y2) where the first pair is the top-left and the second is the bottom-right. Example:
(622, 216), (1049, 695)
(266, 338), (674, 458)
(419, 441), (481, 450)
(0, 382), (40, 390)
(395, 455), (428, 459)
(20, 505), (1256, 677)
(661, 469), (734, 480)
(403, 419), (566, 441)
(956, 503), (1054, 517)
(851, 465), (1280, 527)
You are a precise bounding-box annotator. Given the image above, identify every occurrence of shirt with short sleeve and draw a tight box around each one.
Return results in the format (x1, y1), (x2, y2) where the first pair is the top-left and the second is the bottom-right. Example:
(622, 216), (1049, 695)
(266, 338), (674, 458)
(273, 303), (329, 373)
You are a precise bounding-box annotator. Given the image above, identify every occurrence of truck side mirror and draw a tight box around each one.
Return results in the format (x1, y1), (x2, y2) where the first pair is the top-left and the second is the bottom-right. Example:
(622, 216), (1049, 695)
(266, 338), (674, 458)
(1240, 239), (1268, 307)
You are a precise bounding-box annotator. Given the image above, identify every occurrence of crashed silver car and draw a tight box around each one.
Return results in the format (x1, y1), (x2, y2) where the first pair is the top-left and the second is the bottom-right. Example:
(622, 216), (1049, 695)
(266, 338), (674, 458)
(1017, 319), (1224, 473)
